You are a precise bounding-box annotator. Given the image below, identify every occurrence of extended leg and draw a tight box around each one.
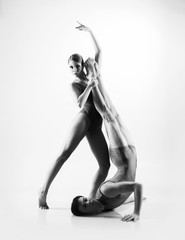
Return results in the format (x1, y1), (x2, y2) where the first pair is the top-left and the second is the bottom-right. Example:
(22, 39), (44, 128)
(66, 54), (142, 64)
(39, 113), (90, 209)
(96, 76), (134, 146)
(91, 86), (128, 148)
(90, 60), (135, 146)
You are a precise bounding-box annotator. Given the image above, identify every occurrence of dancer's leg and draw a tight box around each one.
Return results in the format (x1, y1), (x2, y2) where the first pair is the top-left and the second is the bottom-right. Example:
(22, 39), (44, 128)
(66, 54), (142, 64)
(93, 62), (135, 147)
(98, 84), (135, 147)
(90, 60), (117, 116)
(96, 76), (118, 116)
(114, 115), (135, 147)
(86, 128), (110, 199)
(91, 86), (128, 148)
(39, 113), (90, 209)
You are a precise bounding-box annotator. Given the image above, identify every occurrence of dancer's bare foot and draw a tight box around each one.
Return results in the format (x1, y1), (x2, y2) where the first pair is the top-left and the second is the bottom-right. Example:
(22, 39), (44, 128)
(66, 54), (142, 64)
(39, 189), (49, 209)
(85, 58), (99, 79)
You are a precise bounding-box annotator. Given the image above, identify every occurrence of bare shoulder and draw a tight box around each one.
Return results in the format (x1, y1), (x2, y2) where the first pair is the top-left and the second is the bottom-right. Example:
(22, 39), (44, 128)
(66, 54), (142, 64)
(71, 80), (81, 88)
(70, 81), (83, 98)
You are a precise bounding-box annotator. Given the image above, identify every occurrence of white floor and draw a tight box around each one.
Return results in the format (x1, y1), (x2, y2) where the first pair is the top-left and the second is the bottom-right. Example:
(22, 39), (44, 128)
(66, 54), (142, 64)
(1, 175), (185, 240)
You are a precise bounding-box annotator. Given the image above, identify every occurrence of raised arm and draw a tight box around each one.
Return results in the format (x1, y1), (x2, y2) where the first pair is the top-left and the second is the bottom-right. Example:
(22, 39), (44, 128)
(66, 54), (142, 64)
(76, 21), (102, 67)
(75, 24), (115, 112)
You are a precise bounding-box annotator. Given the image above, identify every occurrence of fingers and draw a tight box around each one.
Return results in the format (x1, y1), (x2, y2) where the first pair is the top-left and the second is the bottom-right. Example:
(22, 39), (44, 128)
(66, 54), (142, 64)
(75, 26), (83, 30)
(39, 205), (49, 210)
(85, 58), (94, 67)
(76, 21), (89, 31)
(121, 214), (138, 222)
(121, 214), (131, 221)
(86, 58), (96, 66)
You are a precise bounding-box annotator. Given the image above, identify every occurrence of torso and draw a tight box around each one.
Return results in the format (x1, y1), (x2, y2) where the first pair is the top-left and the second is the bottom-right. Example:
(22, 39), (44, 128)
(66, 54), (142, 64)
(95, 146), (137, 210)
(95, 181), (133, 210)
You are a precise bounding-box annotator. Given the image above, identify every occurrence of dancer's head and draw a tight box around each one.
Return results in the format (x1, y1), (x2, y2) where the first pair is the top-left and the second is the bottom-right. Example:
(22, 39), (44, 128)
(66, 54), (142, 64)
(68, 54), (84, 77)
(71, 196), (104, 216)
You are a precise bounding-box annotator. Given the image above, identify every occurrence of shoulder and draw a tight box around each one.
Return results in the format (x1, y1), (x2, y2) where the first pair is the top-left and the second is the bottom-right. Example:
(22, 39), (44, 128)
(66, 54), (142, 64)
(71, 81), (81, 90)
(70, 81), (83, 97)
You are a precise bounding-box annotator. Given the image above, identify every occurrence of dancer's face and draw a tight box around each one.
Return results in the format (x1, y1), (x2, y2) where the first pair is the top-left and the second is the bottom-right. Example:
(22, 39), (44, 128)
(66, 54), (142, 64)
(68, 60), (83, 77)
(77, 197), (104, 214)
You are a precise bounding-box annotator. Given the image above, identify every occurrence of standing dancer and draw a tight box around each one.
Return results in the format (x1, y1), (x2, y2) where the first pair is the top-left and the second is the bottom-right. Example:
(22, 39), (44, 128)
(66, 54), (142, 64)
(39, 23), (110, 209)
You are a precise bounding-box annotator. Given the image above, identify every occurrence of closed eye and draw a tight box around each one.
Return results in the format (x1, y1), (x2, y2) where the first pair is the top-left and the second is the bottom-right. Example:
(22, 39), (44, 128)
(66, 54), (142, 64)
(83, 198), (87, 203)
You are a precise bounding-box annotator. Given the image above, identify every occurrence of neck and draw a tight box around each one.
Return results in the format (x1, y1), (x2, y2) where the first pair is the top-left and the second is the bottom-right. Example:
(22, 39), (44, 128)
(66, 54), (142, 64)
(78, 71), (86, 80)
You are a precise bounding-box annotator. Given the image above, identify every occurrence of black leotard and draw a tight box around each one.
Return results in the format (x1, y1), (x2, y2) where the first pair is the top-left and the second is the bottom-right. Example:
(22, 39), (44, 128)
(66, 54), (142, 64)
(74, 82), (102, 133)
(95, 181), (127, 211)
(95, 180), (133, 211)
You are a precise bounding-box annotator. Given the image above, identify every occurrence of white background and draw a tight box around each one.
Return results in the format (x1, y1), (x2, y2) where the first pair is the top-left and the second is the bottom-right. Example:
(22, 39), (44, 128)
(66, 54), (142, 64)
(0, 0), (185, 239)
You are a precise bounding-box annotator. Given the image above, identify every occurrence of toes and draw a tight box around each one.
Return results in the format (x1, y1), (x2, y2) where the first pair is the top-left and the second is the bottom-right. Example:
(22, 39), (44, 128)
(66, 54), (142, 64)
(39, 205), (49, 210)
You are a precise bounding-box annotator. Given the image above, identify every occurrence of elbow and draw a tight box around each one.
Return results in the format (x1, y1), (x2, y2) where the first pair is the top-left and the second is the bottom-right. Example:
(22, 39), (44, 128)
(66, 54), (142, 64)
(78, 102), (82, 108)
(95, 51), (102, 62)
(135, 183), (143, 191)
(136, 183), (142, 188)
(77, 99), (83, 108)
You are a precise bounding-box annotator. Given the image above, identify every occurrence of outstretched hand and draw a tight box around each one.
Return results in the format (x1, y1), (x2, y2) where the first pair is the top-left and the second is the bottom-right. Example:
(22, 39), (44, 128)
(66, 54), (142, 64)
(121, 213), (139, 222)
(76, 21), (91, 32)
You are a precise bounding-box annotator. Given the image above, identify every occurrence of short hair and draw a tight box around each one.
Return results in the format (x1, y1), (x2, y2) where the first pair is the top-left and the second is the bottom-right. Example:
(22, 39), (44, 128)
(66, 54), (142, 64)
(68, 53), (84, 66)
(71, 195), (87, 216)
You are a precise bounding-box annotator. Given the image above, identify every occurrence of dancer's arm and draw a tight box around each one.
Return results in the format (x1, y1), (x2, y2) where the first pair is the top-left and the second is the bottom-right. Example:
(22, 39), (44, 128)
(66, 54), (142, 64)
(76, 24), (114, 111)
(70, 81), (96, 108)
(102, 182), (143, 222)
(121, 182), (143, 222)
(76, 21), (102, 67)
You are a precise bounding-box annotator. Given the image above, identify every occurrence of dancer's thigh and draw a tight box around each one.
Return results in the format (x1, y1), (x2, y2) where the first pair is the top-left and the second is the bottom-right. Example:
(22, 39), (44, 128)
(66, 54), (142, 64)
(62, 113), (90, 152)
(86, 128), (110, 168)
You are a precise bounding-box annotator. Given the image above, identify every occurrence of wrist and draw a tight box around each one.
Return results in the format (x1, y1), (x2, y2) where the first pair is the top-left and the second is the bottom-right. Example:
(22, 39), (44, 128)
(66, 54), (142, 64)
(87, 84), (93, 90)
(86, 74), (93, 81)
(133, 211), (140, 216)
